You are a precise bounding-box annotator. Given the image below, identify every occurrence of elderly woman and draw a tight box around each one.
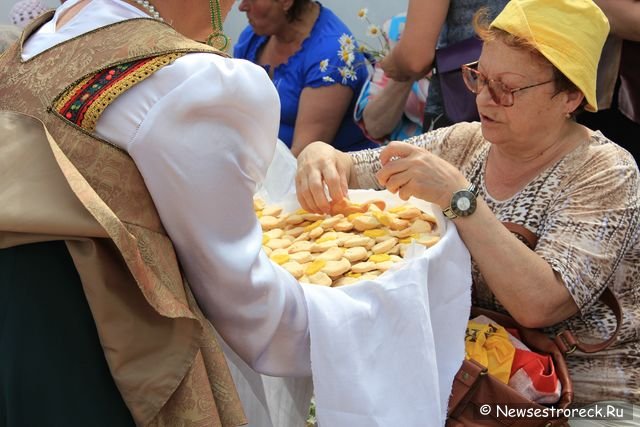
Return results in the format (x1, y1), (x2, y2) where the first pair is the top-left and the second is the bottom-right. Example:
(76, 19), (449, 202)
(296, 0), (639, 406)
(234, 0), (377, 156)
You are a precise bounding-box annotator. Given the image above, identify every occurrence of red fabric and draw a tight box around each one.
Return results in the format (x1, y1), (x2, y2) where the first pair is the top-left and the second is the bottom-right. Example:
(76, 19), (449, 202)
(510, 348), (558, 394)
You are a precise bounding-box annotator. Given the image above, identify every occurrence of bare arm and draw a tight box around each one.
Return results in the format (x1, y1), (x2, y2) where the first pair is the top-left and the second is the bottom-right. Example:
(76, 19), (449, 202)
(379, 0), (450, 81)
(594, 0), (640, 41)
(290, 84), (354, 157)
(362, 77), (414, 139)
(376, 142), (578, 328)
(452, 202), (578, 327)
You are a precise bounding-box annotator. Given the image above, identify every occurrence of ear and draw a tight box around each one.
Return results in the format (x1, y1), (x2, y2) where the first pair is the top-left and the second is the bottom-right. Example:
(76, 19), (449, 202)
(565, 89), (585, 115)
(280, 0), (294, 12)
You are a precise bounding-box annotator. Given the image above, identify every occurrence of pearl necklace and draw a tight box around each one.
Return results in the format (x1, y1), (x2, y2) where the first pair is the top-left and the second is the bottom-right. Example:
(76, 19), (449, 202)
(133, 0), (164, 22)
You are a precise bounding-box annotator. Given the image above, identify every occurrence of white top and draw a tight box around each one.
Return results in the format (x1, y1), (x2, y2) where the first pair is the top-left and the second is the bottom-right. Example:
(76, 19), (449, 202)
(23, 0), (310, 376)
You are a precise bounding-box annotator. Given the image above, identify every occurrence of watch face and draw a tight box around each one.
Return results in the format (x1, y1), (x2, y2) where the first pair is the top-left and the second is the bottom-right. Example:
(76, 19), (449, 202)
(451, 190), (477, 217)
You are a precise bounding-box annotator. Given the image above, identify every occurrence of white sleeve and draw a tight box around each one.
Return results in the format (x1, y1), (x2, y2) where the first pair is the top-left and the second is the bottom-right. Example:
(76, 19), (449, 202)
(123, 55), (311, 376)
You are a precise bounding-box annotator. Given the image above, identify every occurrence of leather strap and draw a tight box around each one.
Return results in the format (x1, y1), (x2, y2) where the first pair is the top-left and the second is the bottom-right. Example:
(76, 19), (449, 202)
(448, 358), (488, 418)
(503, 221), (538, 250)
(502, 222), (623, 356)
(554, 287), (622, 354)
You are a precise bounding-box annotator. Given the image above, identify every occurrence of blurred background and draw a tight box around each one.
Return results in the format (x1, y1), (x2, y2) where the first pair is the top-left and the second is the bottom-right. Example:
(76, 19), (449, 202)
(1, 0), (409, 51)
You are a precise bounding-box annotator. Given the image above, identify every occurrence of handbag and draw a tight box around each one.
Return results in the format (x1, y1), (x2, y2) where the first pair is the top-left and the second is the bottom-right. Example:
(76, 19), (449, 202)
(446, 222), (622, 427)
(434, 36), (482, 123)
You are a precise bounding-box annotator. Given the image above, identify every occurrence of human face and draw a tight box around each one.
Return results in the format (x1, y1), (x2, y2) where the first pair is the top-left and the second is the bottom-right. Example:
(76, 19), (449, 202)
(473, 40), (568, 148)
(238, 0), (288, 36)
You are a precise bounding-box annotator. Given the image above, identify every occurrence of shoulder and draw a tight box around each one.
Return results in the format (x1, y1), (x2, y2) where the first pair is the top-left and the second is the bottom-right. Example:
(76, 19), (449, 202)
(301, 6), (368, 84)
(564, 131), (638, 174)
(531, 130), (640, 226)
(144, 51), (278, 125)
(314, 5), (353, 35)
(565, 130), (640, 188)
(132, 51), (279, 167)
(309, 5), (360, 50)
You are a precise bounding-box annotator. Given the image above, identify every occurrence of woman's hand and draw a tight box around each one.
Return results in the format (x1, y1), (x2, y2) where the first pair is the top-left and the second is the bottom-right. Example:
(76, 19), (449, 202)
(378, 52), (413, 82)
(361, 68), (415, 139)
(376, 141), (468, 209)
(296, 141), (353, 213)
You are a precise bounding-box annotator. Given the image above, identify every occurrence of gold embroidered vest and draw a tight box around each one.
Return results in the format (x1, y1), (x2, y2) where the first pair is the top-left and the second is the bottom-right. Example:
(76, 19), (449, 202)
(0, 13), (246, 427)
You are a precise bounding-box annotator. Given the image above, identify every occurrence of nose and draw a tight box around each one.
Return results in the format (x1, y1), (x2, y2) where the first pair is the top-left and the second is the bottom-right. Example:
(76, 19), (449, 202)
(475, 82), (498, 107)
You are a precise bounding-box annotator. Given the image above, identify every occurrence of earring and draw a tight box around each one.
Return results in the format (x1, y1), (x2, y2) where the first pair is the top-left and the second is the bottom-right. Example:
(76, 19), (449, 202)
(565, 112), (571, 119)
(206, 0), (229, 51)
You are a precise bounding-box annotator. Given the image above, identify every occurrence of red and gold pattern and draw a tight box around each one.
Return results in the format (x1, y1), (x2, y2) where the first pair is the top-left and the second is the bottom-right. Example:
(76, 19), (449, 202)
(55, 53), (184, 132)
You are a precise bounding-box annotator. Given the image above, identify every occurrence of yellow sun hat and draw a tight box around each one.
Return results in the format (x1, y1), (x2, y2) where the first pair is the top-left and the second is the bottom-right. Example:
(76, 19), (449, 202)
(490, 0), (609, 112)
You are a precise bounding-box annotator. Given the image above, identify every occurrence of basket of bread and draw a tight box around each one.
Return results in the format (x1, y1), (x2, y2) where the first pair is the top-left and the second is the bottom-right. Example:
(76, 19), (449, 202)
(255, 190), (444, 287)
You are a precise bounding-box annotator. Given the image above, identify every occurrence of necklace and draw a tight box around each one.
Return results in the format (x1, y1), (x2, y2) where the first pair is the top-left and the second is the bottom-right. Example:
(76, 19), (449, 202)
(131, 0), (229, 51)
(133, 0), (164, 22)
(206, 0), (229, 51)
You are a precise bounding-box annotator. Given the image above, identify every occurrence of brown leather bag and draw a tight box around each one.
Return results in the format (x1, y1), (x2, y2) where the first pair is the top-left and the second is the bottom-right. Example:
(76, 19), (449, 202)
(446, 223), (622, 427)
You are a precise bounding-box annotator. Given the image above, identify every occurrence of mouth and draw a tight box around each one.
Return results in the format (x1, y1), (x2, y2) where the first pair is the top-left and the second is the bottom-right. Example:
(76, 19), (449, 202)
(480, 113), (497, 123)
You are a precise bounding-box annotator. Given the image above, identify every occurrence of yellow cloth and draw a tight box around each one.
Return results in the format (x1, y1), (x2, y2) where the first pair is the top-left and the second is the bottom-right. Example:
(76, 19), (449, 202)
(465, 321), (516, 384)
(490, 0), (609, 112)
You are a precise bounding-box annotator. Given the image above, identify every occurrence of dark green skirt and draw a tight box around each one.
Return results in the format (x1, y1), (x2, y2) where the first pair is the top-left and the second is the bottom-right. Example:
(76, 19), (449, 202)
(0, 240), (135, 427)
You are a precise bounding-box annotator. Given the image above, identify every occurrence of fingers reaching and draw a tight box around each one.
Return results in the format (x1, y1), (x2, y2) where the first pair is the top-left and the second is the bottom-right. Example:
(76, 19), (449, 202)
(377, 142), (417, 188)
(379, 141), (416, 165)
(295, 142), (350, 213)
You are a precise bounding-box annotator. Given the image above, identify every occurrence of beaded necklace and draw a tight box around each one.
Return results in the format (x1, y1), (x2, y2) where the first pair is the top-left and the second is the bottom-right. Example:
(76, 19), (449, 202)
(132, 0), (163, 21)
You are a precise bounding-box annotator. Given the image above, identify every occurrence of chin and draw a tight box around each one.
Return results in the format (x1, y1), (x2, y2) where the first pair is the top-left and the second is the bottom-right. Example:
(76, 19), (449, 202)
(252, 26), (272, 37)
(480, 123), (507, 146)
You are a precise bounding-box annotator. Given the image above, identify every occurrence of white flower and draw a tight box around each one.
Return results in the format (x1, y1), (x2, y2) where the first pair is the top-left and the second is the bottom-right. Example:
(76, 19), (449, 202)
(345, 67), (357, 81)
(367, 24), (381, 38)
(338, 34), (355, 50)
(357, 8), (368, 20)
(338, 47), (355, 66)
(319, 59), (329, 72)
(338, 66), (357, 84)
(322, 76), (336, 83)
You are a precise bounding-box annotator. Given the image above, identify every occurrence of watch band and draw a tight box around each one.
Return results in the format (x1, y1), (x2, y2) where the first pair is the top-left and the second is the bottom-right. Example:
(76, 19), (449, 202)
(442, 206), (457, 219)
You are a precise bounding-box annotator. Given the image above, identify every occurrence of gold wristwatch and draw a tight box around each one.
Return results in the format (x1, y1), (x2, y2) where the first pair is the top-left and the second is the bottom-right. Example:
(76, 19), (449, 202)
(442, 183), (478, 219)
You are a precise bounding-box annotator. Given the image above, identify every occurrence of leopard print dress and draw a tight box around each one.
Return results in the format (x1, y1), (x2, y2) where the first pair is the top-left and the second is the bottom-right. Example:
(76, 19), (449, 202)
(350, 122), (640, 405)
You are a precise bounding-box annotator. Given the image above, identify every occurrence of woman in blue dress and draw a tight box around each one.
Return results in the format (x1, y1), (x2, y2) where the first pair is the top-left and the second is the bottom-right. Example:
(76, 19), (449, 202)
(235, 0), (377, 155)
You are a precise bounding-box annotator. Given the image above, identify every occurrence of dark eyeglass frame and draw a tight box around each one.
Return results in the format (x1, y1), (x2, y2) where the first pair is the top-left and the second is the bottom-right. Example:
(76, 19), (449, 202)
(461, 61), (555, 107)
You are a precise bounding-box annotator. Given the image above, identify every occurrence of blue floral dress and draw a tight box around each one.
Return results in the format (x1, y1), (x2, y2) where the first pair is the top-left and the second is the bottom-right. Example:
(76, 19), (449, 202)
(234, 2), (377, 152)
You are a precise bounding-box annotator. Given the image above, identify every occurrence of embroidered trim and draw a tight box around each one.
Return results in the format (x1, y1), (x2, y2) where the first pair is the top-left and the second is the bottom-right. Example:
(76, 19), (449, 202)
(54, 52), (185, 132)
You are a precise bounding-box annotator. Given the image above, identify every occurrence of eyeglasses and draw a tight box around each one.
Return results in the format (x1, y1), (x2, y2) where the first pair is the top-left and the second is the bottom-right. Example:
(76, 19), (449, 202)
(461, 61), (555, 107)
